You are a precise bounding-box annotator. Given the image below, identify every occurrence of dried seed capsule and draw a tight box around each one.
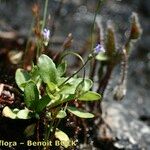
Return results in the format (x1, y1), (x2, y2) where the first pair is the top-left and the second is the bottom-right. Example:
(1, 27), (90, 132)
(105, 21), (116, 55)
(113, 83), (127, 101)
(129, 12), (142, 40)
(113, 49), (128, 101)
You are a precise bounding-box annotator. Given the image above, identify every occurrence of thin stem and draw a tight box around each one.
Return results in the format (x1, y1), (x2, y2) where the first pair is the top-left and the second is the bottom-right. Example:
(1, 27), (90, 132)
(89, 0), (102, 78)
(36, 120), (40, 150)
(44, 119), (55, 143)
(63, 102), (68, 111)
(42, 0), (49, 30)
(50, 119), (60, 140)
(58, 58), (91, 88)
(36, 39), (42, 61)
(44, 108), (60, 146)
(97, 63), (114, 96)
(60, 51), (85, 65)
(59, 50), (86, 84)
(90, 0), (101, 52)
(89, 59), (97, 80)
(36, 0), (49, 60)
(49, 103), (68, 141)
(120, 49), (128, 85)
(24, 18), (34, 65)
(44, 107), (62, 150)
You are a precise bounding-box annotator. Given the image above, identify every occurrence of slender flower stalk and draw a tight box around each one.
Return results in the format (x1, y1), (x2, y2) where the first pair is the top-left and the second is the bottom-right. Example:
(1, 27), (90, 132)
(59, 44), (105, 88)
(42, 0), (49, 31)
(58, 58), (90, 88)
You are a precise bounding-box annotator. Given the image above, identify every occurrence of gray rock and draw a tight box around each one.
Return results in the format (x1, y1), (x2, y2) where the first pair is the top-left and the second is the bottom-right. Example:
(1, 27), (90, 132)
(102, 101), (150, 149)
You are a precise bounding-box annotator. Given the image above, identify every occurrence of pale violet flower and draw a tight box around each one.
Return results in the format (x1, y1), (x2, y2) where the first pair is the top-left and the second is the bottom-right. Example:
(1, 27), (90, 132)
(94, 44), (105, 54)
(42, 28), (50, 46)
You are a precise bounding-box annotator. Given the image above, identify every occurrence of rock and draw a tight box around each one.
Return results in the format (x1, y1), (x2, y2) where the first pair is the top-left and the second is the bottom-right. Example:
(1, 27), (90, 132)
(139, 0), (150, 17)
(102, 101), (150, 149)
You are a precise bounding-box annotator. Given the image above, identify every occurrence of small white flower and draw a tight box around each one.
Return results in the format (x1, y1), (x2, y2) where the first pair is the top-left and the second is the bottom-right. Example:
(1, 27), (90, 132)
(42, 28), (50, 46)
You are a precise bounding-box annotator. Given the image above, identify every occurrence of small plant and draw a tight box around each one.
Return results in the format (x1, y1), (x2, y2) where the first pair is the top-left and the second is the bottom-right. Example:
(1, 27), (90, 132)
(2, 50), (103, 148)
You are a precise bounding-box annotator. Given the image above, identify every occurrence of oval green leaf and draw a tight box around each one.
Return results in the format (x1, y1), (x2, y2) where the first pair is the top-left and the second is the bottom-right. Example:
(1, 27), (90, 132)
(67, 106), (94, 118)
(24, 124), (36, 137)
(17, 108), (30, 119)
(78, 91), (101, 101)
(57, 61), (67, 77)
(75, 79), (93, 96)
(37, 54), (58, 84)
(36, 95), (51, 113)
(55, 129), (70, 148)
(2, 106), (17, 119)
(24, 81), (39, 110)
(82, 79), (93, 91)
(15, 68), (30, 91)
(56, 110), (67, 118)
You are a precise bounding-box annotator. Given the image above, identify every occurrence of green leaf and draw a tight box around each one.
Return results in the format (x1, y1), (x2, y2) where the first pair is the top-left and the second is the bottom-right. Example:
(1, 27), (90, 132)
(15, 68), (30, 91)
(24, 124), (36, 137)
(37, 54), (58, 84)
(82, 79), (93, 91)
(57, 61), (67, 76)
(75, 79), (93, 95)
(2, 107), (30, 120)
(78, 91), (101, 101)
(59, 78), (92, 95)
(49, 94), (75, 109)
(2, 106), (17, 119)
(24, 81), (39, 110)
(47, 82), (59, 92)
(30, 65), (42, 90)
(17, 108), (30, 119)
(36, 95), (51, 113)
(56, 110), (67, 118)
(55, 129), (70, 148)
(67, 106), (94, 118)
(30, 65), (40, 81)
(59, 83), (76, 95)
